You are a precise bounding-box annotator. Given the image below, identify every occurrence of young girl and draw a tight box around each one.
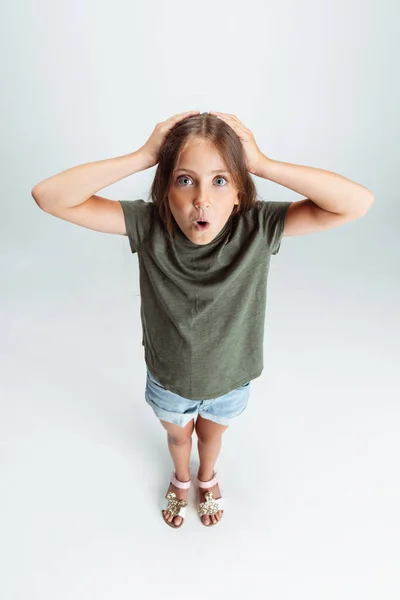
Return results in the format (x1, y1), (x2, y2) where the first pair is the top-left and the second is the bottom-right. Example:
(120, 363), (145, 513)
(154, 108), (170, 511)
(31, 110), (374, 529)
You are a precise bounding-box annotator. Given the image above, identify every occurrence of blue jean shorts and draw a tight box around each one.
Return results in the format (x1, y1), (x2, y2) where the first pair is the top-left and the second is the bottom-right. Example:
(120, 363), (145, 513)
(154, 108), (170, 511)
(145, 368), (251, 429)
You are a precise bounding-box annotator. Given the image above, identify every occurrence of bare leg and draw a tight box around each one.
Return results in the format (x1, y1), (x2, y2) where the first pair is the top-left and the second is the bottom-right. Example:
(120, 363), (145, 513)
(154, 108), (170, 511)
(195, 414), (228, 525)
(159, 418), (194, 526)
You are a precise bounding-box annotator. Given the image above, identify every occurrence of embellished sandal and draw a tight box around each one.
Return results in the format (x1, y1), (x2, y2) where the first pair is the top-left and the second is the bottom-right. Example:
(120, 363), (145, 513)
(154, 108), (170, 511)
(161, 471), (191, 529)
(197, 471), (224, 527)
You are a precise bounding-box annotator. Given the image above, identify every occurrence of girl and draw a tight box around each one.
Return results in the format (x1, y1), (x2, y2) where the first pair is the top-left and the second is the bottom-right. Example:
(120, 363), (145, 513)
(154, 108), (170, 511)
(31, 110), (374, 529)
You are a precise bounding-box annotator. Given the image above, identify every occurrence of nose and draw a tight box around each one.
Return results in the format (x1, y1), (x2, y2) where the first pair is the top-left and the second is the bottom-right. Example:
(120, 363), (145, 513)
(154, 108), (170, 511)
(193, 191), (211, 209)
(194, 198), (210, 209)
(193, 201), (210, 222)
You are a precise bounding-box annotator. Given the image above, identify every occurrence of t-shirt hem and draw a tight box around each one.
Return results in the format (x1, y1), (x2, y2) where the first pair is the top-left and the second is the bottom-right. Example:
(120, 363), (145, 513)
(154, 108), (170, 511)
(147, 366), (263, 401)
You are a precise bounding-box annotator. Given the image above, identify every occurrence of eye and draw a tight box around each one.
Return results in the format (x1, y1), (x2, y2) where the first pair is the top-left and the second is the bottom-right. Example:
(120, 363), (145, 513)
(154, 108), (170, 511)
(176, 175), (228, 186)
(176, 175), (192, 186)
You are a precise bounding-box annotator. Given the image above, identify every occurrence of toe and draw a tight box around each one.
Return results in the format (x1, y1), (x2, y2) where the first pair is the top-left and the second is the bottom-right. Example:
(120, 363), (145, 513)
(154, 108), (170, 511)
(202, 515), (211, 525)
(174, 516), (182, 526)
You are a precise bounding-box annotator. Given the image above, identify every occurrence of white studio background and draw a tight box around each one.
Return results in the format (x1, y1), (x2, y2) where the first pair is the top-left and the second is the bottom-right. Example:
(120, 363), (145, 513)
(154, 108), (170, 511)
(1, 1), (399, 599)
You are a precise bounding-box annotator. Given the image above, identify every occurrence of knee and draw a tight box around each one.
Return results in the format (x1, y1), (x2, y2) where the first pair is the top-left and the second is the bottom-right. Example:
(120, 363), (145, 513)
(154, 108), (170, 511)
(168, 432), (192, 446)
(197, 431), (220, 444)
(196, 421), (227, 444)
(164, 419), (194, 445)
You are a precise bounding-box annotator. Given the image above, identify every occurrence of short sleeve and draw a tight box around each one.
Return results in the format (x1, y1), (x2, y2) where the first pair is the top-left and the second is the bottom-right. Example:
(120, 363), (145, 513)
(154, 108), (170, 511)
(119, 199), (153, 254)
(258, 200), (292, 255)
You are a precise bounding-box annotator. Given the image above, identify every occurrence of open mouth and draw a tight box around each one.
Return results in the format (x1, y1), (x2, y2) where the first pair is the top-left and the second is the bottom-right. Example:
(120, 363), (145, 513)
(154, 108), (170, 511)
(195, 221), (210, 230)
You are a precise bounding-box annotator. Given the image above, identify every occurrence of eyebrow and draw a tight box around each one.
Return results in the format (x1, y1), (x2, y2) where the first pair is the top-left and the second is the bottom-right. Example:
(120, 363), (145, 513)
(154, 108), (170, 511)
(175, 168), (229, 174)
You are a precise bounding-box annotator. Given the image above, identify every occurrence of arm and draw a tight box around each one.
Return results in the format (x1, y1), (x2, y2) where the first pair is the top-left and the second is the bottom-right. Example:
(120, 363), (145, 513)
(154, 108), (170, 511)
(30, 110), (199, 234)
(31, 150), (153, 211)
(255, 157), (374, 236)
(31, 150), (153, 235)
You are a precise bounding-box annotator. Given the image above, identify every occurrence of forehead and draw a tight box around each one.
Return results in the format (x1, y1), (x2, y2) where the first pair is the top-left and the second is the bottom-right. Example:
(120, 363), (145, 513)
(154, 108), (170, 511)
(175, 140), (228, 172)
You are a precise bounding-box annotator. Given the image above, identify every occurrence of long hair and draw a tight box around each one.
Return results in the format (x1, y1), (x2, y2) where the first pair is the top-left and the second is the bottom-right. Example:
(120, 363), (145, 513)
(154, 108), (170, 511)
(148, 112), (259, 240)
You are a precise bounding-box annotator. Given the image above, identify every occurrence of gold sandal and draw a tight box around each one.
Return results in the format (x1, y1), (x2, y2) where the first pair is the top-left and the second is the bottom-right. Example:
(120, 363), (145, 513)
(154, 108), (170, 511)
(161, 471), (191, 529)
(197, 472), (224, 527)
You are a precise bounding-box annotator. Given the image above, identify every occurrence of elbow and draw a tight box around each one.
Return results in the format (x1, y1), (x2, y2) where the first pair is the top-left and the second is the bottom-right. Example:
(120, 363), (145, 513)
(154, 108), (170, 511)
(31, 185), (42, 206)
(31, 183), (49, 210)
(31, 184), (42, 201)
(362, 192), (375, 215)
(356, 192), (374, 217)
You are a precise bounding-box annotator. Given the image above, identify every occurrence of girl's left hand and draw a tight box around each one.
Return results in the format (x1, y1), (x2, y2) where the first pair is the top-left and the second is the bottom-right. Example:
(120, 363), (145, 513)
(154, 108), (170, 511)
(209, 111), (265, 176)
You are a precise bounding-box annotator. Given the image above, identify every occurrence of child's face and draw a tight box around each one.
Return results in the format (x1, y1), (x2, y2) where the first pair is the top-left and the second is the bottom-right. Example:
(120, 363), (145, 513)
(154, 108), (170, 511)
(168, 139), (239, 245)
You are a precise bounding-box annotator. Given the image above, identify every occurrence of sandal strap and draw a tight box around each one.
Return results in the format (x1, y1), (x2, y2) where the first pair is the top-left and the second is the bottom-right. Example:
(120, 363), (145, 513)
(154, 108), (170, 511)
(197, 471), (218, 488)
(171, 471), (191, 489)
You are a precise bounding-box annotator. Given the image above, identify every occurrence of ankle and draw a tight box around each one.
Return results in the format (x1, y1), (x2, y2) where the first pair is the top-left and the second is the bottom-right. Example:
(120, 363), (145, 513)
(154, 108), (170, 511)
(174, 469), (191, 483)
(197, 468), (215, 482)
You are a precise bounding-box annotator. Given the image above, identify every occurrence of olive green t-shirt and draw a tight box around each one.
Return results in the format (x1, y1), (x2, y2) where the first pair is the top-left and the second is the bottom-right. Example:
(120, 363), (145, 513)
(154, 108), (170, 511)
(119, 198), (292, 401)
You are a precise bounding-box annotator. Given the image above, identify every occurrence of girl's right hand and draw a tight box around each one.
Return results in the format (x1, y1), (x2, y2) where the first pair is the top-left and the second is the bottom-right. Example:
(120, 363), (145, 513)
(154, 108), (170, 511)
(138, 110), (200, 169)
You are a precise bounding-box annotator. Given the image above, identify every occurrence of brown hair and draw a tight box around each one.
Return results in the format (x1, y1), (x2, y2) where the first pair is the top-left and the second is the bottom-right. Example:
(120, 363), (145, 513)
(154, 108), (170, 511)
(148, 112), (259, 240)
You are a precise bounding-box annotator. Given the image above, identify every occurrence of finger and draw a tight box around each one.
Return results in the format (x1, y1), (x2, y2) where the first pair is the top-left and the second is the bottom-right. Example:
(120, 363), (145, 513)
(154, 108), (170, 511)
(211, 111), (244, 127)
(209, 111), (229, 120)
(210, 112), (233, 124)
(210, 111), (239, 125)
(211, 112), (251, 137)
(159, 110), (200, 129)
(211, 113), (246, 135)
(210, 110), (237, 120)
(164, 110), (200, 125)
(175, 110), (200, 119)
(224, 114), (245, 127)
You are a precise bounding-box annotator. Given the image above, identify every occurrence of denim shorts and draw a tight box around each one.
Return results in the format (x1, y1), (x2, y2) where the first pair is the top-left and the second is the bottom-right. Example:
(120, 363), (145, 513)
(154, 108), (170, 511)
(145, 368), (251, 428)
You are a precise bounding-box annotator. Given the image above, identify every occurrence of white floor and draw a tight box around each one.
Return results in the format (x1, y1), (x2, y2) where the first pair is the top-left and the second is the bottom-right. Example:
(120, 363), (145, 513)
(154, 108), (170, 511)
(2, 224), (399, 600)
